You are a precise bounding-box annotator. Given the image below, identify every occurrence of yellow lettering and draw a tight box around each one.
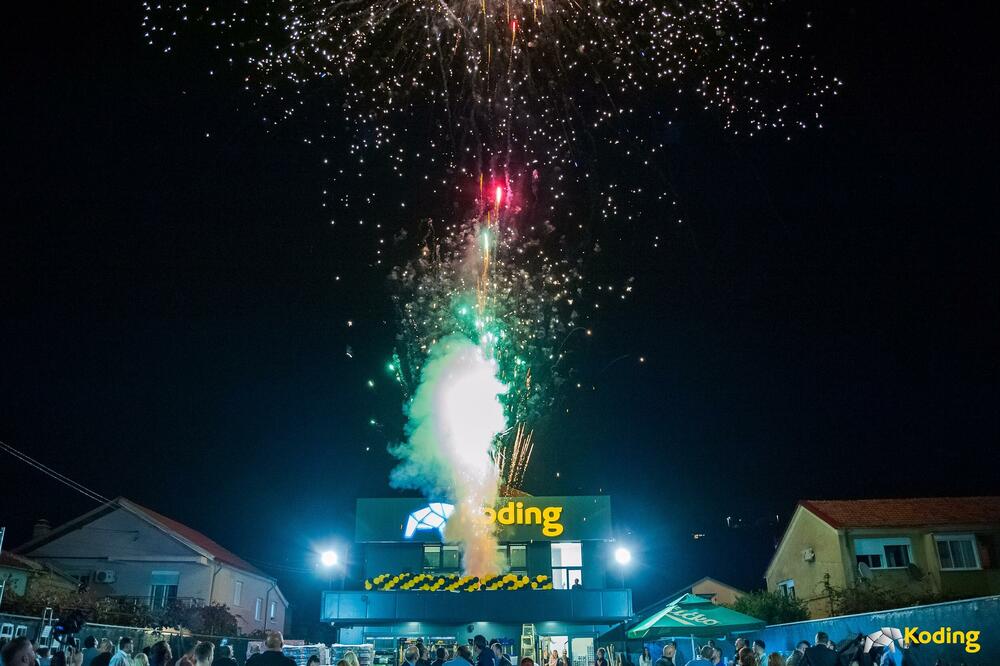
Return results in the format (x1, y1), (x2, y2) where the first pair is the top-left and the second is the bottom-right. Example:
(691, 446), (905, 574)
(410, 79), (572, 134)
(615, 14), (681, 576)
(542, 507), (564, 536)
(483, 507), (497, 522)
(523, 507), (542, 524)
(903, 627), (919, 644)
(965, 631), (980, 654)
(498, 502), (516, 525)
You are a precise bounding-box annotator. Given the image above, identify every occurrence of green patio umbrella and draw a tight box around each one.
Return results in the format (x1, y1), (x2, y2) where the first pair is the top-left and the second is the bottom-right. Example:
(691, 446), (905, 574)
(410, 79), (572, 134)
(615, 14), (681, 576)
(627, 593), (765, 639)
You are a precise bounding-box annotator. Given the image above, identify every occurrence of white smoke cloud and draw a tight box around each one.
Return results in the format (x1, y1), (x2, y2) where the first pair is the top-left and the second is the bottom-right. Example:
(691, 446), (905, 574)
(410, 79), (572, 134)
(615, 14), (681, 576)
(389, 333), (508, 576)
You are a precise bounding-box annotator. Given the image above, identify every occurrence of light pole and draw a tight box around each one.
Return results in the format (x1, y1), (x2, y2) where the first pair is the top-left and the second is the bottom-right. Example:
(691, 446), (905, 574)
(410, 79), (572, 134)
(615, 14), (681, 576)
(321, 550), (345, 590)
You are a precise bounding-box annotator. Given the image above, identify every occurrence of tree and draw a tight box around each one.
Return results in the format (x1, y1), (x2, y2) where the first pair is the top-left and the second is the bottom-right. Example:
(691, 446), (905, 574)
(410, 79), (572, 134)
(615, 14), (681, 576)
(727, 590), (810, 624)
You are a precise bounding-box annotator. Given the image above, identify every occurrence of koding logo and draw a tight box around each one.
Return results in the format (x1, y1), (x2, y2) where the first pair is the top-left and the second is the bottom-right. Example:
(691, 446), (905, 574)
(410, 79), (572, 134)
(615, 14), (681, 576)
(404, 502), (454, 538)
(864, 627), (980, 655)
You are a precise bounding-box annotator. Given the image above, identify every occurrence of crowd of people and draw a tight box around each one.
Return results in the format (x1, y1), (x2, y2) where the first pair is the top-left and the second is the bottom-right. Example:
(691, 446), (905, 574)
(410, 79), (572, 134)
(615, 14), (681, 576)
(0, 631), (299, 666)
(1, 629), (906, 666)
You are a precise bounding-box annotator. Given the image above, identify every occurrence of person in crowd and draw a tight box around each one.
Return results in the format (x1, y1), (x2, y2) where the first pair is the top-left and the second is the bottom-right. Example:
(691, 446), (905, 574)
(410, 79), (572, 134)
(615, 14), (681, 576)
(560, 650), (568, 666)
(547, 651), (559, 666)
(150, 643), (173, 666)
(403, 646), (421, 666)
(175, 643), (196, 666)
(654, 644), (675, 666)
(91, 641), (114, 666)
(472, 637), (493, 666)
(149, 643), (172, 666)
(444, 647), (470, 666)
(594, 649), (608, 666)
(70, 647), (85, 666)
(417, 647), (431, 666)
(709, 648), (723, 666)
(109, 638), (133, 666)
(50, 649), (68, 666)
(38, 648), (52, 666)
(251, 633), (295, 666)
(1, 638), (36, 666)
(193, 643), (213, 666)
(786, 642), (809, 666)
(211, 646), (237, 666)
(732, 641), (746, 659)
(491, 645), (511, 666)
(766, 655), (784, 666)
(432, 647), (447, 666)
(133, 652), (150, 666)
(81, 639), (99, 666)
(638, 648), (652, 666)
(337, 660), (349, 666)
(750, 642), (765, 666)
(736, 650), (754, 666)
(305, 658), (319, 666)
(685, 646), (714, 666)
(801, 634), (836, 666)
(519, 660), (534, 666)
(344, 651), (361, 666)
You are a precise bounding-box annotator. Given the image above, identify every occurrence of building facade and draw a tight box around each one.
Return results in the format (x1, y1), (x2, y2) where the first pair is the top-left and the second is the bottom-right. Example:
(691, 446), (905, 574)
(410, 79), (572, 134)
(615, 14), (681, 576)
(18, 497), (288, 634)
(322, 496), (632, 666)
(765, 497), (1000, 617)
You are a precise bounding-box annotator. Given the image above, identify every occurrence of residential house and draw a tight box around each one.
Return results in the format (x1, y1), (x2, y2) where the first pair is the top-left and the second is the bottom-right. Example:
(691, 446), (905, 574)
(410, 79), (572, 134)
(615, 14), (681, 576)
(17, 497), (288, 634)
(765, 497), (1000, 617)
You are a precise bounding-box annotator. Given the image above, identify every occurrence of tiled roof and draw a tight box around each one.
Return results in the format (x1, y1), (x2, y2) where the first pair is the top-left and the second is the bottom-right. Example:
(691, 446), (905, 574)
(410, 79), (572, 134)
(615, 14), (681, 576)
(800, 497), (1000, 529)
(120, 498), (268, 578)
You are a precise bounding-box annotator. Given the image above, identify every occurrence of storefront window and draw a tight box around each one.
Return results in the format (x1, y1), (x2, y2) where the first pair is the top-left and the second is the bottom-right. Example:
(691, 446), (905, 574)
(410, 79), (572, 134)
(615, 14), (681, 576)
(423, 544), (461, 571)
(496, 543), (528, 573)
(551, 542), (582, 589)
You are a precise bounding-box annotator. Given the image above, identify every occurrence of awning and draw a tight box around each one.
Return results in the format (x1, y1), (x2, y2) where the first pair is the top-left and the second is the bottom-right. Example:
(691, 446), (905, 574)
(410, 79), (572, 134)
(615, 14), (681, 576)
(626, 593), (765, 639)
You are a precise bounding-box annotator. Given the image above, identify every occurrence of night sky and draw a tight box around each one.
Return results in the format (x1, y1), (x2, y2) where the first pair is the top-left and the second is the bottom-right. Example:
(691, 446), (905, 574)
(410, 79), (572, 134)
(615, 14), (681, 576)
(2, 0), (998, 637)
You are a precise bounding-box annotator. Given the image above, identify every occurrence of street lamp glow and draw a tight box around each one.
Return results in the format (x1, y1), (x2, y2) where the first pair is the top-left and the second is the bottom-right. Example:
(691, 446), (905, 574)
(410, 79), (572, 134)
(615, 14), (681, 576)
(614, 546), (632, 565)
(320, 550), (339, 567)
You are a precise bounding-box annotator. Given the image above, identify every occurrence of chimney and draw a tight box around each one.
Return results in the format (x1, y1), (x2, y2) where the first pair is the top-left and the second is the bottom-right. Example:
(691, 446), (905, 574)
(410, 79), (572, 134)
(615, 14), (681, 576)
(32, 518), (52, 540)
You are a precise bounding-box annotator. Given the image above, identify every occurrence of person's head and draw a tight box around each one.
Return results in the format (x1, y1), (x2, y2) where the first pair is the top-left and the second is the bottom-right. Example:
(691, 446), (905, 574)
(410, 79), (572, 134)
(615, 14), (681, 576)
(100, 640), (114, 654)
(119, 638), (134, 655)
(473, 637), (488, 655)
(404, 646), (420, 665)
(85, 638), (98, 650)
(456, 647), (473, 663)
(264, 633), (284, 652)
(700, 647), (714, 661)
(194, 642), (214, 665)
(134, 654), (150, 666)
(738, 649), (755, 666)
(218, 647), (233, 660)
(492, 645), (502, 658)
(307, 656), (320, 666)
(814, 634), (829, 648)
(551, 651), (559, 659)
(597, 649), (605, 659)
(151, 641), (172, 666)
(420, 647), (429, 660)
(344, 651), (361, 666)
(662, 645), (675, 659)
(520, 659), (535, 666)
(752, 641), (765, 656)
(767, 654), (784, 666)
(642, 649), (649, 658)
(795, 642), (809, 654)
(337, 660), (349, 666)
(734, 639), (747, 650)
(437, 648), (447, 661)
(1, 638), (35, 666)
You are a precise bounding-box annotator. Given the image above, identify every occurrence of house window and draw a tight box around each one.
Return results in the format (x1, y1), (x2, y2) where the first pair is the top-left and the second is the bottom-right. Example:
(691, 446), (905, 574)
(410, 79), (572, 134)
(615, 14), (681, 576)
(551, 542), (583, 589)
(935, 534), (981, 571)
(423, 544), (461, 571)
(496, 544), (528, 573)
(854, 538), (912, 570)
(149, 571), (179, 608)
(269, 601), (277, 619)
(233, 580), (243, 606)
(777, 579), (796, 599)
(254, 598), (263, 621)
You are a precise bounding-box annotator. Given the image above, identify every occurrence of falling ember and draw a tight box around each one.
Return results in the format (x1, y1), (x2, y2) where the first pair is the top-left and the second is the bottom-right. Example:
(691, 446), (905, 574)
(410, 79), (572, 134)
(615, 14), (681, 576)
(494, 186), (504, 209)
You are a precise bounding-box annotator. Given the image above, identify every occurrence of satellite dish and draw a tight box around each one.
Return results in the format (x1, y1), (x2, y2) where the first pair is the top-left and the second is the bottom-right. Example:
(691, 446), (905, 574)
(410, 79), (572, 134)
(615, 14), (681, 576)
(858, 562), (874, 580)
(907, 563), (925, 581)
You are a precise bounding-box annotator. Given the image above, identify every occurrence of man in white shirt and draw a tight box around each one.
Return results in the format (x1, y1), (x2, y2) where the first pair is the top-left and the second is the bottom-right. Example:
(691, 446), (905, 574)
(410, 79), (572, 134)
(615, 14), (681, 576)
(108, 637), (133, 666)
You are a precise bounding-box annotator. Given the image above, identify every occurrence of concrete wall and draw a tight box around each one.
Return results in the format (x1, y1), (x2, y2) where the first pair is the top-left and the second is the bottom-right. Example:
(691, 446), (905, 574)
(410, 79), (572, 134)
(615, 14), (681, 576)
(766, 507), (847, 617)
(212, 564), (286, 634)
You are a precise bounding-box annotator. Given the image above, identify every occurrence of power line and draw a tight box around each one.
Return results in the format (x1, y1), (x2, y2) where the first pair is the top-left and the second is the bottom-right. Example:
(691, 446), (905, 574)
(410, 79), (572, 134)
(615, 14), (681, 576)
(0, 440), (111, 505)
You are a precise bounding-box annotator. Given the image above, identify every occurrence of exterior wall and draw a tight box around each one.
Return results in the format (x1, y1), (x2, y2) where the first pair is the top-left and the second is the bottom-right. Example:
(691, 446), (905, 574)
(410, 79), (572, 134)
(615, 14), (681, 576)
(690, 580), (742, 606)
(0, 568), (30, 596)
(211, 565), (287, 634)
(765, 507), (848, 618)
(364, 543), (424, 577)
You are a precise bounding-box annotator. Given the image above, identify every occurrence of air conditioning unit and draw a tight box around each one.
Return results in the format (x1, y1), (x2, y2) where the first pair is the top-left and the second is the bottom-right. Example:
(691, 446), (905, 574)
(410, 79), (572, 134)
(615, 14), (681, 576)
(94, 570), (117, 583)
(802, 547), (815, 562)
